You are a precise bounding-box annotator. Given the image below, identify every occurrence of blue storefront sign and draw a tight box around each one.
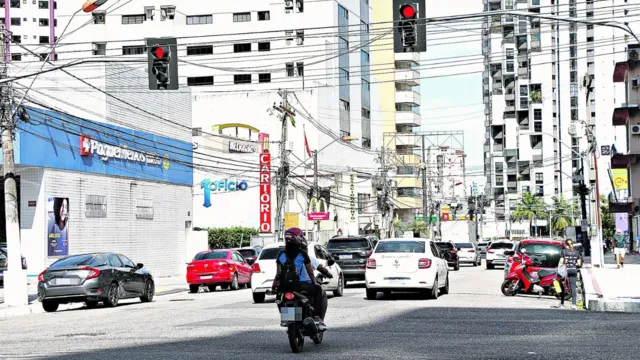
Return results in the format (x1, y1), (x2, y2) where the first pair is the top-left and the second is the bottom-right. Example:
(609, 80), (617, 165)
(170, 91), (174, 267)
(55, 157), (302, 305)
(13, 107), (192, 186)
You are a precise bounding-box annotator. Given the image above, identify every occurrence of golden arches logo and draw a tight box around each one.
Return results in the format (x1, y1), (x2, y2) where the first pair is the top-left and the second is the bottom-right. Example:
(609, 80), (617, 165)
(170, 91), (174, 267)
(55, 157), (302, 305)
(308, 197), (328, 213)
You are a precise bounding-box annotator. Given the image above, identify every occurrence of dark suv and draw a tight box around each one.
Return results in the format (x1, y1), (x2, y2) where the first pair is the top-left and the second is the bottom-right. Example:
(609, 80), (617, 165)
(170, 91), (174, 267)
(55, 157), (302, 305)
(326, 236), (374, 285)
(435, 241), (460, 271)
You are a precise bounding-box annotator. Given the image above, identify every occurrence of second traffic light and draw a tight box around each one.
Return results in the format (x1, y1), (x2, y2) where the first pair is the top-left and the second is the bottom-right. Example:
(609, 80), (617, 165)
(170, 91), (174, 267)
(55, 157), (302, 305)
(392, 0), (426, 53)
(146, 37), (179, 90)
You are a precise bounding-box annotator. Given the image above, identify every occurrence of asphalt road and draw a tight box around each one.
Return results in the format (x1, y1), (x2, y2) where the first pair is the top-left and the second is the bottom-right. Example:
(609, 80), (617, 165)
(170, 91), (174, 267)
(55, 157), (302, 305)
(1, 263), (639, 360)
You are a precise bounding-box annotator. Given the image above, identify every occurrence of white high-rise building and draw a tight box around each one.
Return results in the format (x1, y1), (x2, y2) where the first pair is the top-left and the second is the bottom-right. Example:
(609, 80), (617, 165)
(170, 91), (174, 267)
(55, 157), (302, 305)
(481, 0), (631, 238)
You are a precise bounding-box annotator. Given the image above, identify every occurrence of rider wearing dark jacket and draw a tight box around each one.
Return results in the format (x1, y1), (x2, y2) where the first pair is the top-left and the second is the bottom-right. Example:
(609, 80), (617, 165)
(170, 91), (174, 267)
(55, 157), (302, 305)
(273, 228), (333, 325)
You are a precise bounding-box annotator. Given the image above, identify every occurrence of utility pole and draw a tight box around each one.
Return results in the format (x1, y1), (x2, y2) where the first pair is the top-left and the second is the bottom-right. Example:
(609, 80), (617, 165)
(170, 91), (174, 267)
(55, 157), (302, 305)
(312, 150), (320, 238)
(273, 90), (293, 242)
(1, 25), (28, 306)
(579, 157), (590, 254)
(421, 135), (428, 236)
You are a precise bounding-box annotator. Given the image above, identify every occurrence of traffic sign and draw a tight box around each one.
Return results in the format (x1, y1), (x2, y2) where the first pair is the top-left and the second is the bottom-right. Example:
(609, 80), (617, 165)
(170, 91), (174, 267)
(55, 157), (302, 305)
(581, 219), (588, 231)
(601, 145), (611, 156)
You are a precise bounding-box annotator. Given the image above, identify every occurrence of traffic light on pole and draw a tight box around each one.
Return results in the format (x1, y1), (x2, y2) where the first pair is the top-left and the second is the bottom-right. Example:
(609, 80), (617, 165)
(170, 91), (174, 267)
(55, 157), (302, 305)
(392, 0), (426, 53)
(146, 37), (179, 90)
(150, 45), (170, 88)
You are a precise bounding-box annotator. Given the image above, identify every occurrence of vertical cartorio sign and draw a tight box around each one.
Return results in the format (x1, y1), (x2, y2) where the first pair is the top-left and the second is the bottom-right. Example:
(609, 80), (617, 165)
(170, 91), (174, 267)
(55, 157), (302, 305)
(349, 173), (357, 222)
(259, 152), (272, 233)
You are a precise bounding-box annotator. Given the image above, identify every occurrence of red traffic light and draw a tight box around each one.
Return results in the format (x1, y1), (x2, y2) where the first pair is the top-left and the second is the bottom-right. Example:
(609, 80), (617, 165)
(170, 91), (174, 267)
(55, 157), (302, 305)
(150, 46), (168, 59)
(155, 47), (165, 58)
(400, 4), (417, 19)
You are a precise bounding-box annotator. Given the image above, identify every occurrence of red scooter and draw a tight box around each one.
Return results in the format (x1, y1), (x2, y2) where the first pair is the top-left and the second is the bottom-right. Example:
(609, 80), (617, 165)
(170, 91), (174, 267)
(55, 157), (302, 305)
(501, 254), (570, 300)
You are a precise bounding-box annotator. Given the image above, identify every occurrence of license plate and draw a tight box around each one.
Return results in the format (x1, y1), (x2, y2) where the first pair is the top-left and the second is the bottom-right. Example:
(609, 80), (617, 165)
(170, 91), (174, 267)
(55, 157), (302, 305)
(55, 278), (74, 285)
(339, 254), (353, 260)
(497, 254), (504, 258)
(389, 280), (406, 285)
(200, 275), (213, 280)
(280, 307), (302, 322)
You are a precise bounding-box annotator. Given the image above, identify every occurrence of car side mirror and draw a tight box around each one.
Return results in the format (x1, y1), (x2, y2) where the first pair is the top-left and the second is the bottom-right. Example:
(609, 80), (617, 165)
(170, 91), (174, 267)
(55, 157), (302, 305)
(327, 259), (336, 266)
(504, 250), (515, 256)
(136, 263), (144, 269)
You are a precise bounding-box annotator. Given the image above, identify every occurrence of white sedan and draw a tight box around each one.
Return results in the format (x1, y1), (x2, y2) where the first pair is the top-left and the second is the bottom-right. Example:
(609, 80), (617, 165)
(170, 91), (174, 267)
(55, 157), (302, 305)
(250, 242), (344, 303)
(365, 238), (449, 300)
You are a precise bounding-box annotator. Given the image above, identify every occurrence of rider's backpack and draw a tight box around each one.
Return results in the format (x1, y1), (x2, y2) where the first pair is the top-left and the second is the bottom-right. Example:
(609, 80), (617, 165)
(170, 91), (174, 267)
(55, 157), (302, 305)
(278, 252), (300, 291)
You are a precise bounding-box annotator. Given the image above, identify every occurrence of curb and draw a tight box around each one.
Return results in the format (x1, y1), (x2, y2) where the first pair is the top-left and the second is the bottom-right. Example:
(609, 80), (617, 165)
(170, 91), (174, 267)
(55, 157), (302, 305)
(588, 299), (640, 313)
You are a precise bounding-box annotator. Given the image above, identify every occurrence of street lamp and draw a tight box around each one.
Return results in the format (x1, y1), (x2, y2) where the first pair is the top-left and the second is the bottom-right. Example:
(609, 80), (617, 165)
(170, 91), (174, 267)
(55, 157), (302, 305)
(82, 0), (109, 12)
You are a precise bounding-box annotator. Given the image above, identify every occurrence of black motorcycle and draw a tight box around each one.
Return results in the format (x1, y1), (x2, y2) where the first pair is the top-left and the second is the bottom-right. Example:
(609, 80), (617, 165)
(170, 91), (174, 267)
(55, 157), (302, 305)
(275, 275), (330, 353)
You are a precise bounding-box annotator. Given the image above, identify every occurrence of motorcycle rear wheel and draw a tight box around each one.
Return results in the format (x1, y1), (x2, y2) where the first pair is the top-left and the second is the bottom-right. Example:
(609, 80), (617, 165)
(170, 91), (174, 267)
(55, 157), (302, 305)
(288, 323), (305, 353)
(501, 279), (518, 296)
(313, 331), (324, 344)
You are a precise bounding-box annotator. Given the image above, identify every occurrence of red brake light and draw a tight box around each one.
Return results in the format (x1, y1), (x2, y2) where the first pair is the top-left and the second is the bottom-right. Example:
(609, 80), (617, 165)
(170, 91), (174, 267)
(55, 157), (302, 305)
(468, 250), (475, 253)
(187, 263), (195, 268)
(507, 256), (513, 263)
(38, 270), (46, 283)
(418, 258), (432, 269)
(448, 249), (457, 254)
(366, 258), (376, 269)
(251, 262), (261, 273)
(487, 250), (494, 254)
(284, 292), (295, 300)
(79, 266), (101, 280)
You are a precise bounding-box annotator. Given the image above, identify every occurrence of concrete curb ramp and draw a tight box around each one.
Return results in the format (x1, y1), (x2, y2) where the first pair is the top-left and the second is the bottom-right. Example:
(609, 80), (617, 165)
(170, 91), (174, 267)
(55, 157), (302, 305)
(588, 299), (640, 313)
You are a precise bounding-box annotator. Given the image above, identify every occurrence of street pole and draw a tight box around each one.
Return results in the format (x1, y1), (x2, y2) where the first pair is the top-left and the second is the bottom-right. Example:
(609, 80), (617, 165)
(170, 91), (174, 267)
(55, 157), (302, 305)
(273, 90), (290, 242)
(313, 150), (319, 240)
(579, 157), (590, 254)
(421, 135), (428, 237)
(1, 25), (27, 307)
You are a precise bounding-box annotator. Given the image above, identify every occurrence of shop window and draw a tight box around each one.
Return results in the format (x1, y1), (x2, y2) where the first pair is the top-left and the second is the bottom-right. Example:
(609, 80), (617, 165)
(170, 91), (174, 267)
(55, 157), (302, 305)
(288, 189), (295, 200)
(85, 195), (107, 218)
(136, 199), (154, 220)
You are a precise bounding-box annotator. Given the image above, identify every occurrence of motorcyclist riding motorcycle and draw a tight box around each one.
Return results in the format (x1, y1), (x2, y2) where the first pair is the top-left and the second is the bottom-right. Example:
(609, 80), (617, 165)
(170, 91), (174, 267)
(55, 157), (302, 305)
(272, 228), (333, 328)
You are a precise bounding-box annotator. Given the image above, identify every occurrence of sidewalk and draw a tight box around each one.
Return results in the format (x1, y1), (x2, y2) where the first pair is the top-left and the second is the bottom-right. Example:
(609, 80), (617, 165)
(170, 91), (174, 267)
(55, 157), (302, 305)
(581, 262), (640, 313)
(0, 275), (188, 319)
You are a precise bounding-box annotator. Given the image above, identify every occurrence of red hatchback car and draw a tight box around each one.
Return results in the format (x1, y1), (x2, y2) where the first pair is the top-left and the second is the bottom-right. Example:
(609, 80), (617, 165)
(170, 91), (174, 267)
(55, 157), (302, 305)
(186, 250), (253, 293)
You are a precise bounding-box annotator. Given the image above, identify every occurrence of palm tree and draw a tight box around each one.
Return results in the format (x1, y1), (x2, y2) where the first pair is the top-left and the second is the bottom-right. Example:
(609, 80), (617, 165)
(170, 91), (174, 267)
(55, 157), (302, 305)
(407, 220), (428, 237)
(550, 195), (578, 236)
(511, 192), (548, 236)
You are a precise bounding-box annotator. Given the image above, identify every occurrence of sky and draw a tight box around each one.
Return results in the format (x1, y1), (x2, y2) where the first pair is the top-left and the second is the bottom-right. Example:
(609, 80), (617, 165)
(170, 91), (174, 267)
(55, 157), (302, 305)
(419, 0), (486, 186)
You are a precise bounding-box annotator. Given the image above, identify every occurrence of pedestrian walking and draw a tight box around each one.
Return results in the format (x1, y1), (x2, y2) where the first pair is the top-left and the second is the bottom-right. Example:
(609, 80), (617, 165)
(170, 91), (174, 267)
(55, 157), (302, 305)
(613, 229), (627, 269)
(554, 239), (582, 310)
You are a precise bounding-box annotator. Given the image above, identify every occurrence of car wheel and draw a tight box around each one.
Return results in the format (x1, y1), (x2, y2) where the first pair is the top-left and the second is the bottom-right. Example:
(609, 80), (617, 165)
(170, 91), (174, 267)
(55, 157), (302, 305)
(42, 300), (59, 313)
(230, 274), (239, 290)
(246, 276), (252, 289)
(428, 277), (439, 299)
(486, 263), (495, 270)
(253, 292), (266, 303)
(333, 275), (344, 297)
(141, 280), (155, 302)
(85, 301), (99, 309)
(441, 274), (450, 295)
(366, 288), (377, 300)
(207, 285), (217, 292)
(189, 285), (200, 293)
(104, 283), (119, 307)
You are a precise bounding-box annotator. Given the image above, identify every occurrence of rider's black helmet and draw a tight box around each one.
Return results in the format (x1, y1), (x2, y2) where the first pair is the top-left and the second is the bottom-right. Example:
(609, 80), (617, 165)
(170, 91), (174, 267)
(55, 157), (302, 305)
(285, 227), (307, 250)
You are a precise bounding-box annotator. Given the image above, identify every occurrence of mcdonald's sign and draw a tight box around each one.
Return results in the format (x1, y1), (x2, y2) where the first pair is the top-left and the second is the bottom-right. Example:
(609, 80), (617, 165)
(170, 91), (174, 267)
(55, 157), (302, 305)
(308, 196), (330, 221)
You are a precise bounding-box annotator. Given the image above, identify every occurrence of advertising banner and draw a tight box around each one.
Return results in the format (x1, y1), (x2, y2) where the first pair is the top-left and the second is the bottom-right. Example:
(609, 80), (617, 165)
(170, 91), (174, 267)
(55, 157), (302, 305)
(349, 173), (357, 222)
(47, 197), (69, 257)
(308, 196), (330, 221)
(612, 169), (628, 191)
(285, 212), (299, 229)
(259, 153), (272, 233)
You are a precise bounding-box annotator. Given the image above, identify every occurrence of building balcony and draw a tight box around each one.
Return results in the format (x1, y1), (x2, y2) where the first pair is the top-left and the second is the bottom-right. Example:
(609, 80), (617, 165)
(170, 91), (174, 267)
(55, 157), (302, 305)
(518, 67), (528, 77)
(396, 69), (420, 86)
(505, 105), (515, 112)
(612, 106), (638, 126)
(611, 153), (638, 168)
(395, 52), (420, 63)
(609, 196), (635, 213)
(396, 111), (421, 127)
(397, 177), (422, 188)
(613, 61), (630, 83)
(395, 90), (421, 106)
(395, 196), (422, 210)
(505, 92), (515, 101)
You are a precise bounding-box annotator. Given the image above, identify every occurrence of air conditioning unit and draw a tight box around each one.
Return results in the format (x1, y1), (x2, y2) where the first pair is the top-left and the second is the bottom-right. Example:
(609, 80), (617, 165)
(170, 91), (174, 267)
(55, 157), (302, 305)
(629, 48), (639, 61)
(631, 124), (640, 135)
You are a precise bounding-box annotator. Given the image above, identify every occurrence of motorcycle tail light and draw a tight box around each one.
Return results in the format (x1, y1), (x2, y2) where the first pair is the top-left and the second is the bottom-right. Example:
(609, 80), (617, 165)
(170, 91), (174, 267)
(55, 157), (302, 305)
(284, 292), (295, 300)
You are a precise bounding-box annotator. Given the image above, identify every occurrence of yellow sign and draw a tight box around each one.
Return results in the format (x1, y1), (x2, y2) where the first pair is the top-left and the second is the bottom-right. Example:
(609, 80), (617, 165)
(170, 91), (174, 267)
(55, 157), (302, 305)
(284, 212), (299, 229)
(612, 169), (628, 190)
(163, 154), (170, 171)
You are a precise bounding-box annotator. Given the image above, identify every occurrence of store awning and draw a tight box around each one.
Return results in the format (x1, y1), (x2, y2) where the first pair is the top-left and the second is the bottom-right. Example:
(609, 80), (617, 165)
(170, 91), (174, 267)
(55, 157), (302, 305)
(612, 107), (630, 126)
(611, 153), (637, 169)
(613, 62), (630, 83)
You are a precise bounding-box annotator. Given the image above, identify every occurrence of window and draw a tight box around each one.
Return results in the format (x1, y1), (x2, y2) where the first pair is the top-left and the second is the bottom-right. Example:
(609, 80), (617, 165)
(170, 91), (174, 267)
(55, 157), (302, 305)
(11, 54), (21, 61)
(11, 35), (20, 44)
(160, 6), (176, 20)
(571, 109), (578, 121)
(85, 194), (107, 218)
(536, 186), (544, 196)
(534, 109), (542, 120)
(296, 62), (304, 77)
(107, 254), (123, 267)
(39, 18), (48, 26)
(10, 0), (19, 7)
(144, 6), (155, 21)
(39, 36), (49, 44)
(362, 108), (370, 119)
(522, 186), (530, 194)
(258, 11), (270, 21)
(288, 189), (295, 200)
(117, 255), (135, 268)
(339, 37), (349, 52)
(362, 138), (371, 149)
(339, 68), (349, 80)
(11, 18), (20, 26)
(187, 15), (212, 25)
(92, 11), (106, 24)
(496, 175), (504, 186)
(358, 193), (370, 212)
(296, 30), (304, 45)
(535, 173), (543, 184)
(136, 199), (154, 220)
(122, 14), (145, 24)
(338, 5), (348, 19)
(258, 42), (270, 51)
(361, 50), (370, 64)
(360, 20), (369, 34)
(233, 12), (251, 22)
(92, 42), (106, 56)
(234, 43), (251, 53)
(286, 62), (294, 77)
(187, 76), (214, 86)
(38, 0), (47, 8)
(187, 45), (213, 56)
(122, 45), (145, 55)
(258, 73), (271, 83)
(506, 49), (514, 60)
(234, 74), (252, 84)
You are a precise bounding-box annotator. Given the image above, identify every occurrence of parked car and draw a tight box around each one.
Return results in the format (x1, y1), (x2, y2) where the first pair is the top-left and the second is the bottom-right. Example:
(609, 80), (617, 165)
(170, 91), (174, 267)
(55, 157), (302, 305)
(477, 241), (492, 255)
(455, 242), (482, 266)
(365, 238), (449, 300)
(325, 236), (375, 285)
(187, 250), (253, 293)
(250, 242), (344, 303)
(0, 247), (27, 286)
(37, 252), (154, 312)
(235, 247), (258, 265)
(486, 241), (515, 269)
(504, 239), (565, 278)
(435, 241), (459, 271)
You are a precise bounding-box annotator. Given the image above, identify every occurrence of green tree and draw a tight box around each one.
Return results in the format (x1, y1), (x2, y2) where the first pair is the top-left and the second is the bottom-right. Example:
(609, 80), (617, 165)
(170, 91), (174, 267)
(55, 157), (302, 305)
(550, 195), (578, 236)
(600, 195), (615, 239)
(407, 220), (428, 237)
(207, 227), (259, 249)
(511, 192), (548, 236)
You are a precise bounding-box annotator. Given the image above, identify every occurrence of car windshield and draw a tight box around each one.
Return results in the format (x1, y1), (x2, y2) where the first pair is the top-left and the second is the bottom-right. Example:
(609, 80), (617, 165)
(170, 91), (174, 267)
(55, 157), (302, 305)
(375, 241), (425, 253)
(50, 254), (106, 269)
(457, 243), (473, 248)
(327, 239), (370, 249)
(435, 242), (454, 249)
(237, 249), (256, 258)
(519, 243), (563, 267)
(259, 247), (284, 260)
(490, 243), (513, 250)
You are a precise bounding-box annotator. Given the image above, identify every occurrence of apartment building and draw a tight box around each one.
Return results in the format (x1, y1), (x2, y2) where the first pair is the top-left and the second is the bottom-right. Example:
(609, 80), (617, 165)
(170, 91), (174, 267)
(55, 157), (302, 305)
(1, 0), (57, 62)
(481, 0), (631, 238)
